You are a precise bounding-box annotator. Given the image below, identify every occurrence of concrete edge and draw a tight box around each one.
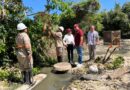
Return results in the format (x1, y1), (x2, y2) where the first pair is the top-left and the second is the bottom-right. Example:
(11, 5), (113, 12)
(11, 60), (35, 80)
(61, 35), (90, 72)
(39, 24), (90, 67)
(16, 74), (47, 90)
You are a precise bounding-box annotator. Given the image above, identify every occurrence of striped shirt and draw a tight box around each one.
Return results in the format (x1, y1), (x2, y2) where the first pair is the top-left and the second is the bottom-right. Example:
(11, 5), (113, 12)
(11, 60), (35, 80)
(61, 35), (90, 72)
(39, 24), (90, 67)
(87, 31), (99, 45)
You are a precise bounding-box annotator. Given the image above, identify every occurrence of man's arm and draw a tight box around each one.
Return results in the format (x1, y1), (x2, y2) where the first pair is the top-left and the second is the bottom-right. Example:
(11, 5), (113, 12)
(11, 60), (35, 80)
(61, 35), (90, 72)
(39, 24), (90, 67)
(85, 32), (88, 45)
(23, 34), (32, 60)
(63, 35), (67, 46)
(72, 35), (75, 45)
(79, 30), (84, 46)
(80, 36), (83, 46)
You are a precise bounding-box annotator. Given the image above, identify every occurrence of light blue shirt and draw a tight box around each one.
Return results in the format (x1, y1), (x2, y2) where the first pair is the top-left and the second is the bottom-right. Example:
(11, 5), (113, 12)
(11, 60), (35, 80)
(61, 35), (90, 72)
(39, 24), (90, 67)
(87, 31), (99, 45)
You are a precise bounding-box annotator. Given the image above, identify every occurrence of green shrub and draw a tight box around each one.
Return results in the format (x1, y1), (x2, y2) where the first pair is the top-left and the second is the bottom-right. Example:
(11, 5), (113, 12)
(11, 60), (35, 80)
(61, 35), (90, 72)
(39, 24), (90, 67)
(106, 56), (124, 69)
(0, 69), (9, 80)
(0, 66), (42, 82)
(44, 57), (57, 66)
(112, 56), (124, 69)
(0, 67), (21, 82)
(8, 68), (21, 82)
(32, 67), (40, 76)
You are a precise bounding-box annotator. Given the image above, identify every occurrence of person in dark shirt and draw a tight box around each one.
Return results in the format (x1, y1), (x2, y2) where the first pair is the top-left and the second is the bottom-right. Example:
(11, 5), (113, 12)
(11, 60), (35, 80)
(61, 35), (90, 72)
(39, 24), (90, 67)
(74, 24), (84, 67)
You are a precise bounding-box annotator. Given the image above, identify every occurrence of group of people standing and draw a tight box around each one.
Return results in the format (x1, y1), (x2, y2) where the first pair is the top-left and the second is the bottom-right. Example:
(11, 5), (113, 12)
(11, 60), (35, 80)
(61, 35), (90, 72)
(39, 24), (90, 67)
(15, 23), (99, 85)
(51, 24), (99, 67)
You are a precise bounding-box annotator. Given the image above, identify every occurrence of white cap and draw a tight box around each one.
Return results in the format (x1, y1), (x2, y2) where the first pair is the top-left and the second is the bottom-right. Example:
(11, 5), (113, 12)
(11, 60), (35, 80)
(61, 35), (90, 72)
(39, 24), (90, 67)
(17, 23), (27, 30)
(58, 26), (64, 32)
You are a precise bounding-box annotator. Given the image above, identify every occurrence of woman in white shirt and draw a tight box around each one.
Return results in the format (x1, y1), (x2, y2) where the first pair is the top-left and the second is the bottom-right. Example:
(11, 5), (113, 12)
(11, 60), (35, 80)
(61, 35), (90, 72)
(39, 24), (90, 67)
(63, 28), (75, 65)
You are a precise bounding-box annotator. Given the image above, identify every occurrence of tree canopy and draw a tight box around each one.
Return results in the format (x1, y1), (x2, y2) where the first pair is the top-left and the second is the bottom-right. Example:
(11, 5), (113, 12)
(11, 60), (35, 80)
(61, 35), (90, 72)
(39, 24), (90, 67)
(1, 0), (130, 67)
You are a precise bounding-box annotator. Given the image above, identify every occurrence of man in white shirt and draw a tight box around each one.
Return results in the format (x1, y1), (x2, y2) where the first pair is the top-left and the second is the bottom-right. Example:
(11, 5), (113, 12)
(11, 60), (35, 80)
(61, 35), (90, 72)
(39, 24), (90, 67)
(87, 25), (99, 60)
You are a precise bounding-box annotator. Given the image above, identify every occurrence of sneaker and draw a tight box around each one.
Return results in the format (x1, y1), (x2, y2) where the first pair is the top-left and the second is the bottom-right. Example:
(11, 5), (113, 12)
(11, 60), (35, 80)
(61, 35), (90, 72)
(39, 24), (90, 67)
(75, 62), (79, 66)
(75, 62), (79, 65)
(87, 59), (91, 61)
(77, 63), (83, 68)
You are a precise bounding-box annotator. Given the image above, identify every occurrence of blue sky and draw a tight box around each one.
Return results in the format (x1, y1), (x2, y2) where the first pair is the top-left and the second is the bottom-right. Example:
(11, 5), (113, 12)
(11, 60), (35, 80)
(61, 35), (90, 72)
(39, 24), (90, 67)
(22, 0), (130, 15)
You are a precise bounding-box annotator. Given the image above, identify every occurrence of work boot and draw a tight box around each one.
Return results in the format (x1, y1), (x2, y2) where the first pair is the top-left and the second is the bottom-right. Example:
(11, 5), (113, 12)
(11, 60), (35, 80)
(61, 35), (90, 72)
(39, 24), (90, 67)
(69, 60), (73, 64)
(24, 70), (33, 85)
(58, 56), (62, 62)
(21, 71), (26, 83)
(57, 56), (60, 62)
(60, 56), (63, 62)
(23, 70), (35, 85)
(25, 71), (29, 84)
(70, 60), (76, 67)
(28, 70), (34, 85)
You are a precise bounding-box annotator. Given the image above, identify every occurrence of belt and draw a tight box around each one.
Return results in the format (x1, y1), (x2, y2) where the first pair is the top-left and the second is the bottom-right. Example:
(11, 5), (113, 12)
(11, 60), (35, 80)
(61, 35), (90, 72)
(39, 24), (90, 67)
(16, 45), (25, 49)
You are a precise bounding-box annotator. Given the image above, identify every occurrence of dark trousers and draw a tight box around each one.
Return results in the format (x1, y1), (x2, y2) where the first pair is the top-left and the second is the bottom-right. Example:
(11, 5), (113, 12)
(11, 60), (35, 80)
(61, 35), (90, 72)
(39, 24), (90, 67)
(67, 44), (74, 63)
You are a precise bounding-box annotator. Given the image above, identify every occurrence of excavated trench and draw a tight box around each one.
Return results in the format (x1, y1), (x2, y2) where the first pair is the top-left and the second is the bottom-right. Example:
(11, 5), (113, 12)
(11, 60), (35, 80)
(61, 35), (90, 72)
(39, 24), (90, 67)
(32, 67), (74, 90)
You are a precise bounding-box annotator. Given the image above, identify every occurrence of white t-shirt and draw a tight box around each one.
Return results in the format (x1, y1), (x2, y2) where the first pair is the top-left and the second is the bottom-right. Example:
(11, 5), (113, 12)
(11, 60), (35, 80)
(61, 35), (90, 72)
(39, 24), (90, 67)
(63, 34), (75, 45)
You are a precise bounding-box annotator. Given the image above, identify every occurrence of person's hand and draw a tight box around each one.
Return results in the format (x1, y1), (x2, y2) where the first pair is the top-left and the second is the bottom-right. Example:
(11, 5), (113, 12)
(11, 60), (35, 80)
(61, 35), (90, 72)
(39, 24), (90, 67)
(64, 43), (67, 47)
(79, 43), (83, 47)
(27, 54), (32, 61)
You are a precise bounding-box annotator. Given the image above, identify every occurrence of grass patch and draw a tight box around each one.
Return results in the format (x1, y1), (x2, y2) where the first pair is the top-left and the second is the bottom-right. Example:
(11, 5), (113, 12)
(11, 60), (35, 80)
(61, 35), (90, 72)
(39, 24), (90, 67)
(106, 56), (124, 69)
(33, 67), (41, 75)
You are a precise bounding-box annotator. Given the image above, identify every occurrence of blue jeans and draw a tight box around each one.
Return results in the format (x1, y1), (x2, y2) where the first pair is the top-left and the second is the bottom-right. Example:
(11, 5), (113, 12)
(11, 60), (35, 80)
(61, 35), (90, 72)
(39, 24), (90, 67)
(76, 46), (83, 64)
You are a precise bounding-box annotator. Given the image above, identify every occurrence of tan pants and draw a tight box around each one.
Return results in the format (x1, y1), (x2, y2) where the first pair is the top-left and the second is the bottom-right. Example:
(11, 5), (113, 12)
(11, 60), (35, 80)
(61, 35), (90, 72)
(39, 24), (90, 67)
(17, 51), (33, 71)
(56, 47), (63, 56)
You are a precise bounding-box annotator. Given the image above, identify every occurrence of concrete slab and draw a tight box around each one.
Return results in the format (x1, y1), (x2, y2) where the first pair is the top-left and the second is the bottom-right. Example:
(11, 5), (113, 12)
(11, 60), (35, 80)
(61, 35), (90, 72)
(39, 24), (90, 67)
(53, 62), (72, 72)
(16, 74), (47, 90)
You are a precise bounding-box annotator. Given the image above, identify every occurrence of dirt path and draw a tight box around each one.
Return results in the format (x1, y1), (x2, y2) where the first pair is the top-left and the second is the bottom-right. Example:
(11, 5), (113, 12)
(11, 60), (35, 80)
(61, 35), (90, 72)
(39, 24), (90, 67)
(65, 39), (130, 90)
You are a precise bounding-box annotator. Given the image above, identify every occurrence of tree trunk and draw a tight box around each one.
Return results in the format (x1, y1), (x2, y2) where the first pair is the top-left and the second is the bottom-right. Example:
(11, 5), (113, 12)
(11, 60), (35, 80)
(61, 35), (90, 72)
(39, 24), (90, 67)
(2, 0), (6, 19)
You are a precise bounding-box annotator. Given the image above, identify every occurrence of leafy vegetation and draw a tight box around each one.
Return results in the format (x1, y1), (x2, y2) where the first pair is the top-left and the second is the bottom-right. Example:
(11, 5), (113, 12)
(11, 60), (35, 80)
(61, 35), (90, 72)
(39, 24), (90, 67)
(102, 4), (129, 31)
(32, 67), (41, 76)
(0, 0), (27, 66)
(106, 56), (124, 70)
(0, 0), (130, 83)
(0, 67), (21, 82)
